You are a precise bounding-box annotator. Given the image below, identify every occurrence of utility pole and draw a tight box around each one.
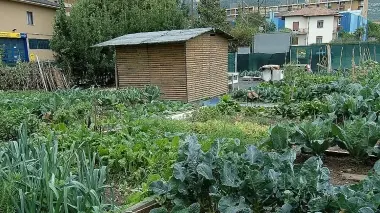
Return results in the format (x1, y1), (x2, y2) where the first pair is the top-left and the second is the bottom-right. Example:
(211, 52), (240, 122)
(191, 0), (194, 27)
(257, 0), (260, 13)
(241, 0), (244, 20)
(241, 0), (248, 24)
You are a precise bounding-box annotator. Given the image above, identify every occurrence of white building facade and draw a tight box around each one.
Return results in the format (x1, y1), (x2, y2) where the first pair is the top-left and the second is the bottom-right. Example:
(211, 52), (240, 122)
(283, 7), (340, 45)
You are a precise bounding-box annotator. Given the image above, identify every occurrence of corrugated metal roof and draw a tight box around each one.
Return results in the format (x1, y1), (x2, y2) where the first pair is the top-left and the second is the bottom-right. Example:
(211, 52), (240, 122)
(94, 28), (232, 47)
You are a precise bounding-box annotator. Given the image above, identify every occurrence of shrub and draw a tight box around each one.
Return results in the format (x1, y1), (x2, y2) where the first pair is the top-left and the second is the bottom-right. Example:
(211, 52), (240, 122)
(0, 62), (44, 90)
(0, 107), (39, 141)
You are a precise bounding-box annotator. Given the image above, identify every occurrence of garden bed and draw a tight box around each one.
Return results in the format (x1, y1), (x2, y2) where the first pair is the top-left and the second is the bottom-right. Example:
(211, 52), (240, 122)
(297, 153), (375, 185)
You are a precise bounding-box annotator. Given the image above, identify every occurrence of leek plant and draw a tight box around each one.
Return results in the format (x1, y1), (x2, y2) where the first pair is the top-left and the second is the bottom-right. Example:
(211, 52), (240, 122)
(0, 124), (114, 213)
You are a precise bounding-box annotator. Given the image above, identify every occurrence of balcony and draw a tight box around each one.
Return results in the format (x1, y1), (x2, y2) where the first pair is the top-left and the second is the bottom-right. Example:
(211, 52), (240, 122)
(292, 28), (308, 34)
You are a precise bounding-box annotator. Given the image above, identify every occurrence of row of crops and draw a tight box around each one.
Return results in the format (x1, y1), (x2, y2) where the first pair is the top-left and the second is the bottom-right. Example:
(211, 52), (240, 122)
(3, 61), (380, 212)
(0, 86), (271, 212)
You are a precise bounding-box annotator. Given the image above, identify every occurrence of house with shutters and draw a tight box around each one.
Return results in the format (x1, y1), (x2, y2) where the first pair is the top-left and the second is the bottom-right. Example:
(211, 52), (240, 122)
(282, 7), (340, 45)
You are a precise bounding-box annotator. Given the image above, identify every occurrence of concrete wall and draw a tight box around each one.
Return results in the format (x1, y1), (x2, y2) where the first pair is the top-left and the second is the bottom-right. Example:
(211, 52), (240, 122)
(0, 0), (57, 61)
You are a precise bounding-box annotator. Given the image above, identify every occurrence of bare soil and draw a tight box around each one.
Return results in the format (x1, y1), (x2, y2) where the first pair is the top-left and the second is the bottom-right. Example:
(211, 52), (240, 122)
(296, 153), (376, 185)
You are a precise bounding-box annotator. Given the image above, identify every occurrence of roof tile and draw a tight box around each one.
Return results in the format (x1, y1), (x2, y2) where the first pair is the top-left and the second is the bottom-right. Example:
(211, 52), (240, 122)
(281, 7), (340, 17)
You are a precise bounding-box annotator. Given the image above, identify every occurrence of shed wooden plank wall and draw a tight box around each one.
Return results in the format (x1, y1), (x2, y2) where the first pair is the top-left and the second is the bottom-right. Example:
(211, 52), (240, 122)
(116, 46), (150, 87)
(116, 44), (187, 101)
(185, 33), (229, 102)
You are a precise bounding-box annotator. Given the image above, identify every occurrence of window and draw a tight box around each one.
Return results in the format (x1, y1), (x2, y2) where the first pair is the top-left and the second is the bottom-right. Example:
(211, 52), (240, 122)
(29, 39), (50, 49)
(293, 21), (299, 31)
(317, 20), (324, 28)
(316, 36), (323, 44)
(292, 36), (299, 45)
(27, 11), (34, 25)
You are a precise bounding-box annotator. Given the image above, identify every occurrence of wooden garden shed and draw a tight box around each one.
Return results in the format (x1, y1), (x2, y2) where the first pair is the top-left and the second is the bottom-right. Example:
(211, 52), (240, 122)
(94, 28), (232, 102)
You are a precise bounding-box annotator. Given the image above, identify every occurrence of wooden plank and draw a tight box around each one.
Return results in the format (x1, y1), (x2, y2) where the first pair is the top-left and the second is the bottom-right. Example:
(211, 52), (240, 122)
(185, 33), (228, 102)
(116, 43), (187, 101)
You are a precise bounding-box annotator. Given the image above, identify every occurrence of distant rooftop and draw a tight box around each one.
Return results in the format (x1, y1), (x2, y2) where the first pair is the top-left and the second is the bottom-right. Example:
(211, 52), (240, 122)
(281, 7), (340, 17)
(94, 28), (233, 47)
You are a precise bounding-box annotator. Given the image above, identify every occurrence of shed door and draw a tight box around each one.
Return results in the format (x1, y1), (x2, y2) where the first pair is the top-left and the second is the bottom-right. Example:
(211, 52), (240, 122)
(293, 22), (299, 31)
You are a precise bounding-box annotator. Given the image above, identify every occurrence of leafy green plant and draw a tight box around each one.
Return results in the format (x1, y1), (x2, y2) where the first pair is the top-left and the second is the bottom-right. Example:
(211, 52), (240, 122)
(292, 118), (333, 155)
(264, 124), (293, 151)
(231, 89), (247, 101)
(150, 135), (334, 212)
(332, 117), (380, 160)
(144, 85), (161, 103)
(216, 95), (241, 115)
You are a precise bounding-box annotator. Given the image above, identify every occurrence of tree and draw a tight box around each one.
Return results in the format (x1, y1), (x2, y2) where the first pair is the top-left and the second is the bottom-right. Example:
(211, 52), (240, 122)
(354, 27), (365, 41)
(197, 0), (229, 30)
(229, 12), (267, 50)
(368, 22), (380, 41)
(51, 0), (188, 86)
(332, 28), (366, 44)
(266, 21), (277, 32)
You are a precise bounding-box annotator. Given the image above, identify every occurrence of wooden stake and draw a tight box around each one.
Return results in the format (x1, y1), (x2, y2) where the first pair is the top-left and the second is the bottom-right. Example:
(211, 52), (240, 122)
(327, 44), (332, 72)
(375, 46), (377, 61)
(339, 46), (343, 70)
(37, 56), (48, 91)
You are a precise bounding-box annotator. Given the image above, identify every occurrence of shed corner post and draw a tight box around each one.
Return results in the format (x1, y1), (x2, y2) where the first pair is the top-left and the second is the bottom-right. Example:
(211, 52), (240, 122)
(115, 51), (119, 90)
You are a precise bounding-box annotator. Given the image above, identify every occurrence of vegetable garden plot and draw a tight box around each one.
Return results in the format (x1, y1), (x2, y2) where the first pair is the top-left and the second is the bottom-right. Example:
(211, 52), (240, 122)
(4, 61), (380, 212)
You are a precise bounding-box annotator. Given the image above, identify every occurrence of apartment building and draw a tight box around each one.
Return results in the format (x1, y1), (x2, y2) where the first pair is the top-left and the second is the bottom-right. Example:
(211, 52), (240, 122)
(226, 0), (368, 21)
(0, 0), (61, 63)
(282, 7), (340, 45)
(0, 0), (75, 64)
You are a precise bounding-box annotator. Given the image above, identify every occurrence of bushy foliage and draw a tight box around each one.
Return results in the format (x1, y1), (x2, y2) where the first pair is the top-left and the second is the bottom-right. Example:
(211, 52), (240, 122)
(51, 0), (188, 86)
(0, 62), (43, 90)
(151, 136), (380, 213)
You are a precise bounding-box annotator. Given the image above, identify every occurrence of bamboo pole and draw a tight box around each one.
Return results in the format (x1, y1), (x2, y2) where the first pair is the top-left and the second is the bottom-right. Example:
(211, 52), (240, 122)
(352, 47), (356, 80)
(318, 47), (321, 72)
